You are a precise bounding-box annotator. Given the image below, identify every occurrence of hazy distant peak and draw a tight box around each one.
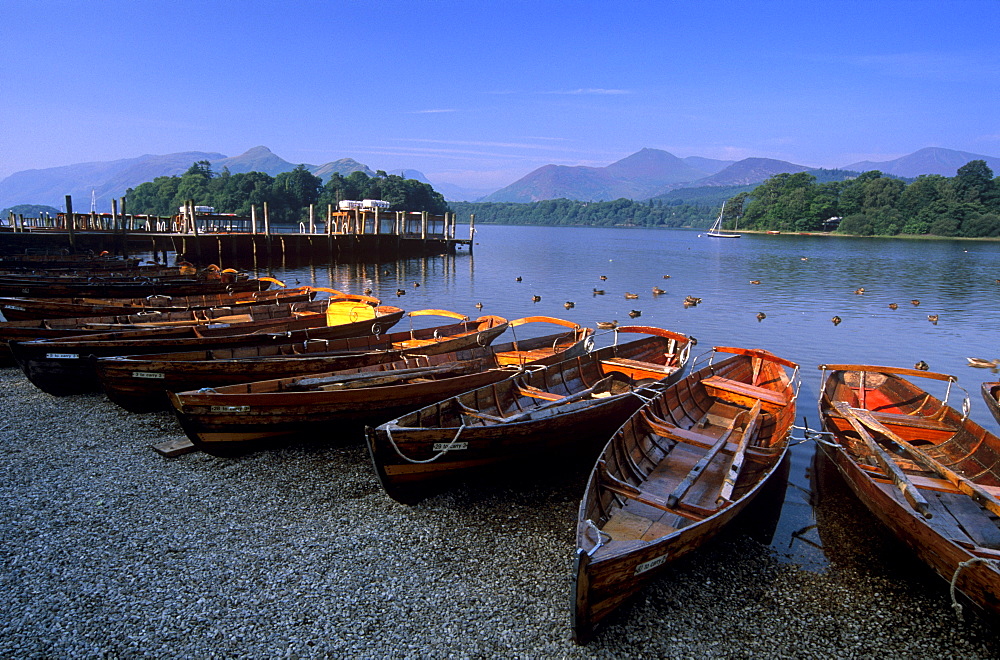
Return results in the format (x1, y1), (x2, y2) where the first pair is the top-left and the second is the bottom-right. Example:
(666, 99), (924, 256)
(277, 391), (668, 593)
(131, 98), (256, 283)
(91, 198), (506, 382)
(482, 147), (714, 203)
(842, 146), (1000, 177)
(388, 169), (430, 182)
(236, 145), (276, 157)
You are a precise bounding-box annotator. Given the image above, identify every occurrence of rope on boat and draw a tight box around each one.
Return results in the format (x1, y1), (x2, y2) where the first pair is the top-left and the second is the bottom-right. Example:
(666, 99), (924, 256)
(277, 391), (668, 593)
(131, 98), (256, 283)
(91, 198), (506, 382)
(950, 556), (1000, 619)
(583, 519), (611, 556)
(383, 422), (467, 464)
(793, 424), (838, 448)
(629, 389), (658, 403)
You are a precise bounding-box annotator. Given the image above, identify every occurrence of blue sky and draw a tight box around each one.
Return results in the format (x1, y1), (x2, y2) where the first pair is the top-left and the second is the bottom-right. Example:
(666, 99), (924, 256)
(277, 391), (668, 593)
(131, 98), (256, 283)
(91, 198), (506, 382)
(2, 0), (998, 191)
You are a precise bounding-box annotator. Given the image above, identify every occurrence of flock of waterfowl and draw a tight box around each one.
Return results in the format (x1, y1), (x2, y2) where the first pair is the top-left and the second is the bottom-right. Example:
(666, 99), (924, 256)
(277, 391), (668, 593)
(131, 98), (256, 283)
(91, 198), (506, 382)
(513, 270), (948, 331)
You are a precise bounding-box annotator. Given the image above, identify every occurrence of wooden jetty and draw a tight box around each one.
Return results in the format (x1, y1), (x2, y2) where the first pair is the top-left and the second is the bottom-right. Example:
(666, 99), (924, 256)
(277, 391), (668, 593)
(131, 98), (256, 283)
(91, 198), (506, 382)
(1, 196), (474, 265)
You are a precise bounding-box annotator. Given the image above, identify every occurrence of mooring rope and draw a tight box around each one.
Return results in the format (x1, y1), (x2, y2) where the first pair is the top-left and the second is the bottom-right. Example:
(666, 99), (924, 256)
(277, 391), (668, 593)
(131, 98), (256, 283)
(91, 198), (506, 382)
(629, 388), (658, 403)
(383, 422), (468, 464)
(950, 556), (999, 619)
(583, 519), (611, 556)
(794, 425), (839, 448)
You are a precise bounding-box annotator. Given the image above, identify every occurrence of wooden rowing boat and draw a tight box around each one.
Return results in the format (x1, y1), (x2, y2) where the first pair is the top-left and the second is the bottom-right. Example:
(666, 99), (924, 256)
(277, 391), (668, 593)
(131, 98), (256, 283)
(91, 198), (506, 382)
(0, 287), (318, 322)
(981, 382), (1000, 427)
(0, 275), (272, 298)
(573, 347), (798, 643)
(0, 253), (142, 270)
(168, 316), (592, 456)
(0, 291), (328, 365)
(0, 266), (205, 282)
(819, 364), (1000, 621)
(366, 326), (694, 504)
(10, 296), (404, 396)
(97, 310), (510, 412)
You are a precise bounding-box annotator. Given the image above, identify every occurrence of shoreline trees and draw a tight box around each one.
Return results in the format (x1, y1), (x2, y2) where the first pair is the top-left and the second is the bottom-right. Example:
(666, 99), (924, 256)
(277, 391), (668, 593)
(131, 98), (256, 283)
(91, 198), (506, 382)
(126, 162), (448, 222)
(731, 161), (1000, 238)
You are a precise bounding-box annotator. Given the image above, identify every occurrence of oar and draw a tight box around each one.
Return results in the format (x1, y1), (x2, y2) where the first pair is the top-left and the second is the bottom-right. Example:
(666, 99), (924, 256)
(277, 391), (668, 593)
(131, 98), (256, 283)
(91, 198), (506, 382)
(833, 402), (931, 518)
(845, 405), (1000, 519)
(667, 404), (759, 509)
(717, 400), (763, 504)
(457, 374), (618, 424)
(292, 363), (473, 390)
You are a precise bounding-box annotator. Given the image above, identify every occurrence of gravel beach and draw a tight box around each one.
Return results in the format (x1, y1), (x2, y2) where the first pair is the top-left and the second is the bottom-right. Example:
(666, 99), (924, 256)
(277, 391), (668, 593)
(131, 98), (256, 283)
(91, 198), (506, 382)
(2, 364), (999, 658)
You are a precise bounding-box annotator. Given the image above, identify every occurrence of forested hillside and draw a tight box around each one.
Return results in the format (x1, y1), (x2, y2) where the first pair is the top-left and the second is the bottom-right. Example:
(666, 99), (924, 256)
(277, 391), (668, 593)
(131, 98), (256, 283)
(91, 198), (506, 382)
(126, 161), (448, 222)
(450, 198), (716, 228)
(724, 160), (1000, 237)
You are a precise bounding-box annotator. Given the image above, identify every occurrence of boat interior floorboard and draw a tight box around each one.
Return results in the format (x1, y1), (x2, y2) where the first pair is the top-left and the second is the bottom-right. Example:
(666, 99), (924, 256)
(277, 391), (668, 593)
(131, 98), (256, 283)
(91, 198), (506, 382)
(603, 508), (681, 542)
(931, 490), (1000, 549)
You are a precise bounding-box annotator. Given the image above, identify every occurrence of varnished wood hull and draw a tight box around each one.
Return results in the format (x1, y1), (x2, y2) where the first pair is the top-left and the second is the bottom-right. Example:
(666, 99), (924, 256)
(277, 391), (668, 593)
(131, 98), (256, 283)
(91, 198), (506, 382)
(0, 293), (322, 366)
(982, 382), (1000, 427)
(11, 301), (404, 396)
(0, 277), (272, 298)
(0, 254), (141, 270)
(170, 330), (583, 456)
(368, 327), (693, 504)
(819, 366), (1000, 621)
(0, 288), (317, 322)
(574, 348), (797, 643)
(167, 321), (592, 455)
(98, 316), (510, 412)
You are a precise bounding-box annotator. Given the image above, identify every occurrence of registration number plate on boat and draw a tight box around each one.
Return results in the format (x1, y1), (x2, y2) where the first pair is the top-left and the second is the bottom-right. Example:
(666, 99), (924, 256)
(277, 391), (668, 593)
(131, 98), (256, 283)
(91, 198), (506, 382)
(634, 553), (669, 575)
(5, 305), (24, 311)
(432, 442), (468, 451)
(132, 371), (165, 379)
(46, 353), (79, 359)
(211, 406), (250, 413)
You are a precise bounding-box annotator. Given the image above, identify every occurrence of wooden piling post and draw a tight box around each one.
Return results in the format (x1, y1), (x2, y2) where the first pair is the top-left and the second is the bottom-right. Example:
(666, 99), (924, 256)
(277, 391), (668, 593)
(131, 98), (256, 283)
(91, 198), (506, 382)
(111, 198), (118, 231)
(119, 197), (129, 257)
(251, 204), (258, 235)
(65, 195), (76, 252)
(190, 200), (199, 237)
(309, 204), (315, 234)
(469, 213), (475, 255)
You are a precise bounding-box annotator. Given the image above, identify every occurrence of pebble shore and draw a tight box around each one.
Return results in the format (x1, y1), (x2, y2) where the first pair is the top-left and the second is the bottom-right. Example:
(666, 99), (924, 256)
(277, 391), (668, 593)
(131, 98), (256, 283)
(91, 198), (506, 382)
(2, 365), (999, 658)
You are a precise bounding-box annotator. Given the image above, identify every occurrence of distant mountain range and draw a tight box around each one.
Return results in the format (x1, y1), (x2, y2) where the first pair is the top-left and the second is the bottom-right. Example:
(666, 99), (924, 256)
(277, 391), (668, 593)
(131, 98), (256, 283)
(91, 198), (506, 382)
(843, 147), (1000, 179)
(482, 147), (1000, 203)
(2, 145), (997, 212)
(480, 149), (735, 203)
(0, 146), (389, 213)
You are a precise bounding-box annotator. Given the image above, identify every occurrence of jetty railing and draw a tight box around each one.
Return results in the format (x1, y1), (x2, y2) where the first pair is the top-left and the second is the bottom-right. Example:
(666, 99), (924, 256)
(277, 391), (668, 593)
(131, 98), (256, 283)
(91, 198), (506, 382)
(2, 196), (475, 262)
(4, 201), (462, 240)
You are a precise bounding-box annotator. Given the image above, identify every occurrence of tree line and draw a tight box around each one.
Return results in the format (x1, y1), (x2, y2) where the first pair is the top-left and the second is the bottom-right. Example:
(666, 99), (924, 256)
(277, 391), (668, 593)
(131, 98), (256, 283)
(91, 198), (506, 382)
(725, 160), (1000, 237)
(126, 162), (449, 222)
(450, 198), (717, 228)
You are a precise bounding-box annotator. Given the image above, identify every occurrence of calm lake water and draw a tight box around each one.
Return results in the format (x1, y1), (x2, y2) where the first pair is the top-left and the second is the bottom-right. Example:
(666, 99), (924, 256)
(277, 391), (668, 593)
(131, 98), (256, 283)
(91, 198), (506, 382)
(177, 224), (1000, 569)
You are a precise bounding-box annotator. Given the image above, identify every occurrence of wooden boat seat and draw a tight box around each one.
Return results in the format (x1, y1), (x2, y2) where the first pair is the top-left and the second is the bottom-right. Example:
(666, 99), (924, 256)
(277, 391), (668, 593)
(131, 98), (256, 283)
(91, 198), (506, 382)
(641, 409), (771, 457)
(826, 408), (955, 442)
(860, 466), (1000, 499)
(702, 375), (787, 412)
(601, 357), (674, 373)
(495, 348), (554, 365)
(517, 386), (565, 402)
(866, 410), (954, 433)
